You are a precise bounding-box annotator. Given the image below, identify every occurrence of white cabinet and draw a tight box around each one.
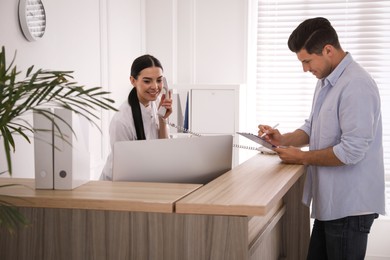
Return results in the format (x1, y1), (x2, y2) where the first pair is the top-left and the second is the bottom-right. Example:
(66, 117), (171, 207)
(188, 85), (244, 136)
(190, 89), (235, 134)
(184, 84), (246, 166)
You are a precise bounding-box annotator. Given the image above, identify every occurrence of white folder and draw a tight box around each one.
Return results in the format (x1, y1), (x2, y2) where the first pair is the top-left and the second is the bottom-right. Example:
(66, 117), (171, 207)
(33, 109), (54, 189)
(53, 109), (90, 190)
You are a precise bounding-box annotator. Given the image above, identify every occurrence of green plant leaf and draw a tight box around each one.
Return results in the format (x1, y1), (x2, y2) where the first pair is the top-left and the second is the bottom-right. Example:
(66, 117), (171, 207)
(0, 46), (118, 175)
(1, 127), (15, 175)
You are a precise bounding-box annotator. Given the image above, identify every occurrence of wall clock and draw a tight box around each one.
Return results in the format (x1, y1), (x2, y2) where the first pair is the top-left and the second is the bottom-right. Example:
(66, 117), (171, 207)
(18, 0), (46, 41)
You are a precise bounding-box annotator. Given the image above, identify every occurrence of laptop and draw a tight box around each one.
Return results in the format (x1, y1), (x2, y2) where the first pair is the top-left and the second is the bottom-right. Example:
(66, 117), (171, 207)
(112, 135), (233, 184)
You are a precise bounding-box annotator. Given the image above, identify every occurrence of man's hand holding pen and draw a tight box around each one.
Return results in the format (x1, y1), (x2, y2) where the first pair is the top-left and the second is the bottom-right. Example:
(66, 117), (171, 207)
(258, 124), (305, 164)
(258, 123), (282, 146)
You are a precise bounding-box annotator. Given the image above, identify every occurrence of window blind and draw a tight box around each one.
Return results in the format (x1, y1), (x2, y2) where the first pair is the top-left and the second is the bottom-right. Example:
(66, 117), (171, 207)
(255, 0), (390, 208)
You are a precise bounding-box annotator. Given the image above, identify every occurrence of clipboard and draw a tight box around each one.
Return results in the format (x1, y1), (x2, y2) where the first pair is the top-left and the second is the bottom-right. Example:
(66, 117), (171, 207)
(236, 132), (276, 151)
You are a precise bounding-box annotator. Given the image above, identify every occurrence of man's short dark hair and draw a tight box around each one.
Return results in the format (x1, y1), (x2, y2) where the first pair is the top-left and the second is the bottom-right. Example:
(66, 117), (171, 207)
(288, 17), (341, 54)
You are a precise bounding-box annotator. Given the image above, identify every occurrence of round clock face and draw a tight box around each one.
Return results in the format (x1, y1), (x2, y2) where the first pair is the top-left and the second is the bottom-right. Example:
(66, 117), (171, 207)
(18, 0), (46, 41)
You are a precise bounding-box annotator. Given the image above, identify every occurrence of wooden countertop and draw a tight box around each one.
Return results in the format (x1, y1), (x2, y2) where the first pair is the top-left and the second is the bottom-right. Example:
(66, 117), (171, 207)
(0, 179), (202, 213)
(0, 154), (305, 216)
(175, 154), (305, 216)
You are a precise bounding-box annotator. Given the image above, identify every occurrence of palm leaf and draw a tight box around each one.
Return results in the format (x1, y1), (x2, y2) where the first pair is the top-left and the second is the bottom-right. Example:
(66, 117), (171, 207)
(0, 127), (14, 174)
(0, 46), (117, 175)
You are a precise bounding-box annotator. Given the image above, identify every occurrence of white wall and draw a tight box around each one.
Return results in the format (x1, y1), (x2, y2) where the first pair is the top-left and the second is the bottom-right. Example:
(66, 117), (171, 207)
(367, 217), (390, 259)
(144, 0), (247, 85)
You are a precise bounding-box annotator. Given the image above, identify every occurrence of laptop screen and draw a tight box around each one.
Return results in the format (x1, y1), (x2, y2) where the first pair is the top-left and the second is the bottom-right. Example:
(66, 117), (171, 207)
(112, 135), (233, 184)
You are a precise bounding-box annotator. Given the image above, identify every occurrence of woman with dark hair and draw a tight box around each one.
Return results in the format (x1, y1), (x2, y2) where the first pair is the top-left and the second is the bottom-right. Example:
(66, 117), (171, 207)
(101, 54), (172, 180)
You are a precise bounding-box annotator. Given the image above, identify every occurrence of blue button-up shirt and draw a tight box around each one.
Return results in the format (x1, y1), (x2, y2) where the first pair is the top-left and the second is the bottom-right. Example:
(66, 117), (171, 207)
(299, 53), (386, 220)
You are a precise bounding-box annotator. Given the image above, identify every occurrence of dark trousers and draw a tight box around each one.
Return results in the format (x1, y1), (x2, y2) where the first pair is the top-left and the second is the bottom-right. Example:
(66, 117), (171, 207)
(306, 213), (378, 260)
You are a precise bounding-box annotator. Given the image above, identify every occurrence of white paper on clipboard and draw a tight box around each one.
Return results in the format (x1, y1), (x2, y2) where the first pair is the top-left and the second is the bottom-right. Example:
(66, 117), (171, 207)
(236, 132), (276, 151)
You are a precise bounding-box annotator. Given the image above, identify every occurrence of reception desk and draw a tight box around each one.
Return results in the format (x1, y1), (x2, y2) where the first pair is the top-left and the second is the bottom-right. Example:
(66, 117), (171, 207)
(0, 154), (309, 260)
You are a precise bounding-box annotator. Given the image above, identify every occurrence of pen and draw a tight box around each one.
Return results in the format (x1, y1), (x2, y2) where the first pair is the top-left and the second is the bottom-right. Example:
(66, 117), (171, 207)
(260, 123), (279, 138)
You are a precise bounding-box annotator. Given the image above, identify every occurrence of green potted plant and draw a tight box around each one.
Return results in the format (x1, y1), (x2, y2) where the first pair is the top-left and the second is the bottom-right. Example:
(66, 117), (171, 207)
(0, 46), (117, 232)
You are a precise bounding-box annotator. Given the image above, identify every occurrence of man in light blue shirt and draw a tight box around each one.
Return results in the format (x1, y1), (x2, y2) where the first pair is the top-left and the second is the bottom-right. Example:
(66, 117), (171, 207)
(258, 17), (385, 260)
